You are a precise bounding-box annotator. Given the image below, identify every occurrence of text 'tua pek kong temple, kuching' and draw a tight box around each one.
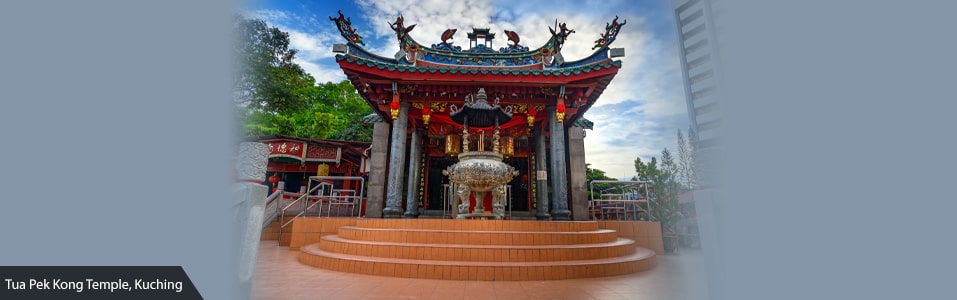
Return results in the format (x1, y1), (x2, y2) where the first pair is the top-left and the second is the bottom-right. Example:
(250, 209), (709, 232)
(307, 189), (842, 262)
(330, 12), (627, 221)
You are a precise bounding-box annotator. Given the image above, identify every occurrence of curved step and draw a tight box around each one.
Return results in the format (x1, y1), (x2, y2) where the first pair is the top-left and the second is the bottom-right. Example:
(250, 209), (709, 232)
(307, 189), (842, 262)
(318, 235), (637, 262)
(355, 219), (600, 232)
(299, 244), (657, 281)
(337, 226), (619, 245)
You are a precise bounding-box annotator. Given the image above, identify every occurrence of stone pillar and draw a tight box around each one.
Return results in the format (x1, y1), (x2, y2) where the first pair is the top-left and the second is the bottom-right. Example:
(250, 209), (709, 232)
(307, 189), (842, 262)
(567, 126), (590, 220)
(365, 121), (391, 218)
(232, 142), (270, 297)
(534, 129), (551, 220)
(384, 102), (410, 218)
(547, 105), (571, 220)
(404, 129), (423, 218)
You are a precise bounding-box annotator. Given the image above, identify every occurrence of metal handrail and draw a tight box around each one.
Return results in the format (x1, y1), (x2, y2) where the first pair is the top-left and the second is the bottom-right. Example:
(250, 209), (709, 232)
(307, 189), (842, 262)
(443, 183), (454, 218)
(278, 181), (331, 245)
(588, 180), (653, 221)
(310, 176), (366, 218)
(274, 176), (368, 245)
(282, 182), (330, 221)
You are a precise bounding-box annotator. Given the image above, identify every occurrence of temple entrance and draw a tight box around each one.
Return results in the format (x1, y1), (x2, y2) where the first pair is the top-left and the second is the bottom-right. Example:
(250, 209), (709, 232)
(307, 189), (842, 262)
(426, 157), (457, 211)
(425, 156), (530, 216)
(504, 157), (529, 212)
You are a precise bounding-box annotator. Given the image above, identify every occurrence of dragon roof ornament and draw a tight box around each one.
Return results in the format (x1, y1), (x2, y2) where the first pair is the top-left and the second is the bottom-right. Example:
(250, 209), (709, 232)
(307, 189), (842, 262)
(593, 16), (626, 50)
(389, 15), (418, 54)
(329, 10), (364, 46)
(329, 12), (625, 68)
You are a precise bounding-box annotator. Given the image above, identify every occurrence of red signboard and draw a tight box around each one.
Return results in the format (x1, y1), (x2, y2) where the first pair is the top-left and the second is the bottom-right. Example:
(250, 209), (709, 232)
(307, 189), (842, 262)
(264, 141), (305, 160)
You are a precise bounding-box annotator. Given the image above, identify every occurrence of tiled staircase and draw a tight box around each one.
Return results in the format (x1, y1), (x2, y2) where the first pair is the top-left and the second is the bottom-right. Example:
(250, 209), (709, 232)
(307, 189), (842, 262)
(260, 217), (293, 246)
(298, 219), (656, 280)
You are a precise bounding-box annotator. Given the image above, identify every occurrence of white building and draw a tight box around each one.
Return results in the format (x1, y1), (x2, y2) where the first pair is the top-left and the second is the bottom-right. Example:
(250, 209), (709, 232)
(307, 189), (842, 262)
(669, 0), (725, 299)
(672, 0), (723, 151)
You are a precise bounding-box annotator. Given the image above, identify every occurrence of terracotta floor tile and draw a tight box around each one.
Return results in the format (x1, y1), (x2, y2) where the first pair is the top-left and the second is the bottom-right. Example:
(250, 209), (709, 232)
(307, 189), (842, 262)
(429, 289), (464, 300)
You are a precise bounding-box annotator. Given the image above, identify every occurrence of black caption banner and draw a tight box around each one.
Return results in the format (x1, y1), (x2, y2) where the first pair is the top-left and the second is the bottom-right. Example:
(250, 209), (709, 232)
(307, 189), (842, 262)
(0, 266), (202, 299)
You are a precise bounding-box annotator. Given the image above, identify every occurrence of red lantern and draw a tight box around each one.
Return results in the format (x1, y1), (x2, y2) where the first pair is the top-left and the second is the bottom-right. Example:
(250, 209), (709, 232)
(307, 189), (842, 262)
(556, 101), (566, 122)
(268, 173), (280, 190)
(390, 96), (400, 120)
(421, 106), (431, 126)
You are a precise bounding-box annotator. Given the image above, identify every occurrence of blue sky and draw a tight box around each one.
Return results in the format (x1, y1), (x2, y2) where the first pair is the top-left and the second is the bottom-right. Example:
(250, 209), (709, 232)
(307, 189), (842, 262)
(243, 0), (690, 180)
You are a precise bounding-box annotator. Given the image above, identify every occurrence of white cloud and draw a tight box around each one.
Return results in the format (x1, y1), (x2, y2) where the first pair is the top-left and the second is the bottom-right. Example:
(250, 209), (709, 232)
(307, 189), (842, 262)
(584, 100), (688, 180)
(243, 9), (290, 24)
(285, 28), (345, 84)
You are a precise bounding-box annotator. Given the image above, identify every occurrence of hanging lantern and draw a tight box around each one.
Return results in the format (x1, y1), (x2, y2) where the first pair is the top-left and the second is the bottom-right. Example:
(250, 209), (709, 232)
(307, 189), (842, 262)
(268, 173), (280, 190)
(500, 136), (514, 158)
(390, 97), (400, 120)
(556, 101), (566, 122)
(445, 134), (461, 156)
(316, 163), (330, 177)
(421, 106), (431, 126)
(526, 107), (536, 128)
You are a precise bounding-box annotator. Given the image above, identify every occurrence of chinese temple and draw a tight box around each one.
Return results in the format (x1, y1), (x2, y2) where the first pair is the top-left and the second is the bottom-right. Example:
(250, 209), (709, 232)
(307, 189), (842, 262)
(254, 12), (665, 283)
(330, 12), (627, 221)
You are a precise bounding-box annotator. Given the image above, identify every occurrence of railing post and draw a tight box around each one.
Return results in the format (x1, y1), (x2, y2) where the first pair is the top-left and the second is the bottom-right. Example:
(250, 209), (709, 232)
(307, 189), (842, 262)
(232, 142), (270, 296)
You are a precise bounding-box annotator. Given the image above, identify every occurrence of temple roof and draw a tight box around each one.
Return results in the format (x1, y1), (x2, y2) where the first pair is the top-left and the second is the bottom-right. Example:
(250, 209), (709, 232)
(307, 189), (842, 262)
(330, 11), (623, 135)
(330, 11), (626, 70)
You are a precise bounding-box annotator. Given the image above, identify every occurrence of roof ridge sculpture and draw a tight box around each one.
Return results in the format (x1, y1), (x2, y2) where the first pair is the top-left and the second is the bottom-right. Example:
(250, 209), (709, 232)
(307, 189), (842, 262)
(329, 10), (364, 46)
(329, 12), (625, 68)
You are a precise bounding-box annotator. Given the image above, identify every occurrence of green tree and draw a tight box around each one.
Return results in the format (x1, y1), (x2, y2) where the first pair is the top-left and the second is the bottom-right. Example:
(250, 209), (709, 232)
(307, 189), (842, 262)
(677, 128), (697, 191)
(660, 148), (677, 179)
(234, 16), (374, 142)
(585, 163), (617, 200)
(309, 81), (373, 141)
(238, 81), (373, 140)
(634, 153), (682, 234)
(233, 16), (312, 114)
